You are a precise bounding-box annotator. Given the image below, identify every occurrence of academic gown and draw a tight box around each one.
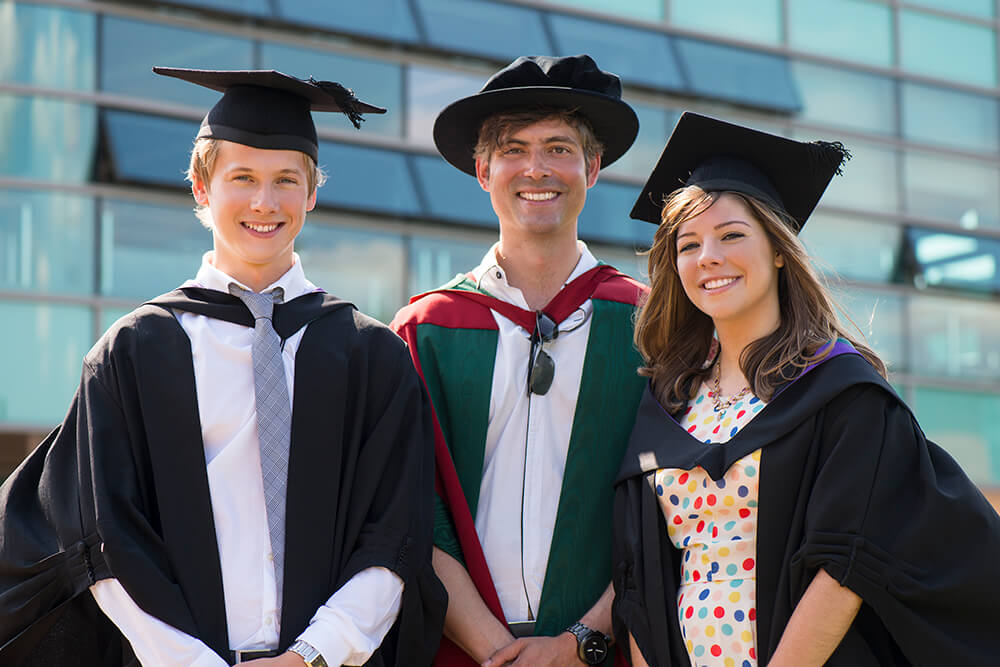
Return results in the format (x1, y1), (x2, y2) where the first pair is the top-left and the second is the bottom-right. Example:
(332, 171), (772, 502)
(612, 345), (1000, 667)
(0, 287), (447, 666)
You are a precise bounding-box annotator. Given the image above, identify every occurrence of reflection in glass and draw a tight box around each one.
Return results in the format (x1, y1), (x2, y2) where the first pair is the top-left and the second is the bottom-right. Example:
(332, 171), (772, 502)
(316, 142), (422, 217)
(101, 111), (199, 187)
(801, 214), (902, 284)
(914, 387), (1000, 485)
(604, 105), (677, 181)
(791, 61), (895, 136)
(904, 229), (1000, 294)
(674, 39), (800, 112)
(100, 16), (253, 108)
(416, 0), (551, 62)
(277, 0), (419, 43)
(1, 3), (95, 90)
(901, 83), (999, 153)
(909, 294), (1000, 381)
(100, 198), (211, 300)
(406, 66), (484, 148)
(799, 134), (898, 215)
(296, 221), (405, 324)
(548, 14), (684, 91)
(903, 151), (1000, 229)
(833, 288), (904, 371)
(0, 300), (93, 426)
(410, 155), (495, 227)
(408, 233), (492, 295)
(671, 0), (781, 45)
(0, 94), (97, 183)
(0, 189), (95, 295)
(259, 43), (403, 137)
(900, 10), (996, 88)
(905, 0), (994, 19)
(787, 0), (893, 67)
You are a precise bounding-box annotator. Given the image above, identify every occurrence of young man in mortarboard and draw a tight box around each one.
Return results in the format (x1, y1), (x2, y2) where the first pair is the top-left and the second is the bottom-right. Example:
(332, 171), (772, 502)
(390, 55), (647, 667)
(0, 68), (445, 667)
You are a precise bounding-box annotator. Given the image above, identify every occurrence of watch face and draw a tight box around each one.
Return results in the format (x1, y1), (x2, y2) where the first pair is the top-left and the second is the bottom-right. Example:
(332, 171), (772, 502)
(581, 634), (608, 665)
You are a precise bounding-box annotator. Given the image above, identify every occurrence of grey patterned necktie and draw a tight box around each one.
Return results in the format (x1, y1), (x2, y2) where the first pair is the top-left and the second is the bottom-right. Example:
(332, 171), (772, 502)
(229, 283), (289, 611)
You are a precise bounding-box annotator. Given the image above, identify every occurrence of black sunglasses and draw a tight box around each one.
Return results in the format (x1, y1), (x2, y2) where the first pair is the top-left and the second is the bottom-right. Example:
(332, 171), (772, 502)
(528, 312), (558, 396)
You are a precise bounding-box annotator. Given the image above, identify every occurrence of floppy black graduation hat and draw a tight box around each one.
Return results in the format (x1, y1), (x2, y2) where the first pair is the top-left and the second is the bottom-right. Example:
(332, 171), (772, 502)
(433, 54), (639, 176)
(152, 67), (387, 162)
(630, 112), (850, 231)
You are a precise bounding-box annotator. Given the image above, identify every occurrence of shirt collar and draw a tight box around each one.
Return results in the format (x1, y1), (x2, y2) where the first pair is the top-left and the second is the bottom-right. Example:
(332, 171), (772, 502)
(471, 241), (599, 309)
(184, 252), (318, 300)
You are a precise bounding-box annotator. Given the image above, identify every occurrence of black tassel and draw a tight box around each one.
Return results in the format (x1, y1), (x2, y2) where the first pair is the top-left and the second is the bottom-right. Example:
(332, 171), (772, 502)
(309, 77), (365, 129)
(808, 140), (852, 176)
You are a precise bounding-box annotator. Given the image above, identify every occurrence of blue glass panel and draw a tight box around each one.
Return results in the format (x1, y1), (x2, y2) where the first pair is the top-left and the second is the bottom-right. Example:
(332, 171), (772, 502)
(793, 132), (899, 215)
(578, 181), (654, 246)
(801, 214), (902, 284)
(909, 294), (1000, 382)
(900, 10), (996, 87)
(0, 189), (95, 295)
(408, 232), (493, 294)
(834, 289), (904, 371)
(671, 0), (782, 45)
(541, 0), (662, 21)
(787, 0), (894, 67)
(100, 16), (253, 108)
(791, 61), (896, 136)
(166, 0), (271, 17)
(410, 155), (495, 227)
(416, 0), (551, 62)
(604, 105), (678, 181)
(548, 14), (684, 91)
(315, 141), (421, 217)
(914, 387), (1000, 486)
(258, 43), (403, 137)
(100, 198), (210, 299)
(906, 0), (994, 19)
(905, 228), (1000, 295)
(2, 3), (95, 90)
(102, 111), (199, 187)
(0, 94), (97, 184)
(406, 66), (484, 149)
(276, 0), (419, 43)
(903, 150), (1000, 230)
(901, 83), (999, 154)
(674, 39), (800, 112)
(0, 301), (93, 426)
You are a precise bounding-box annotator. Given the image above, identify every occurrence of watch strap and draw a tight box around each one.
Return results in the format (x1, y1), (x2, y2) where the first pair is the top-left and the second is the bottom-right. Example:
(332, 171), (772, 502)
(288, 640), (328, 667)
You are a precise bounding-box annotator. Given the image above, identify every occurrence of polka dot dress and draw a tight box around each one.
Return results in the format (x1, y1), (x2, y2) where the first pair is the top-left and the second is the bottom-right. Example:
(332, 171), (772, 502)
(653, 381), (766, 667)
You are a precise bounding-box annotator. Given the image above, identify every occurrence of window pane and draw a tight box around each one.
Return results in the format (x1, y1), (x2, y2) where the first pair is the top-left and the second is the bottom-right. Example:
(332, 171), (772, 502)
(604, 106), (678, 181)
(913, 387), (1000, 486)
(795, 134), (899, 215)
(101, 306), (135, 334)
(542, 0), (662, 20)
(296, 221), (405, 324)
(671, 0), (781, 45)
(903, 150), (1000, 229)
(166, 0), (271, 17)
(900, 10), (997, 88)
(833, 289), (904, 371)
(316, 142), (422, 217)
(904, 228), (1000, 294)
(415, 0), (551, 62)
(548, 14), (685, 91)
(101, 111), (198, 188)
(901, 83), (999, 153)
(787, 0), (893, 67)
(408, 232), (493, 295)
(258, 43), (403, 137)
(276, 0), (419, 43)
(0, 189), (95, 295)
(908, 294), (1000, 381)
(906, 0), (994, 19)
(406, 66), (484, 149)
(100, 16), (253, 108)
(674, 39), (800, 112)
(801, 214), (902, 284)
(1, 3), (95, 90)
(0, 94), (97, 184)
(0, 301), (93, 426)
(579, 181), (654, 246)
(410, 155), (496, 227)
(791, 61), (896, 136)
(100, 198), (210, 300)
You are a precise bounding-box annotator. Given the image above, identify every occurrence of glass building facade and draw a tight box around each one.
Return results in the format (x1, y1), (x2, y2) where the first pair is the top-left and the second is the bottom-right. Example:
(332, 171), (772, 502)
(2, 0), (1000, 502)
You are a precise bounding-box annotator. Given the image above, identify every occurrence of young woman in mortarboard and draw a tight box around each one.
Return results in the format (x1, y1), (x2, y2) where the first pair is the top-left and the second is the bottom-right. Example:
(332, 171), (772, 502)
(611, 112), (1000, 667)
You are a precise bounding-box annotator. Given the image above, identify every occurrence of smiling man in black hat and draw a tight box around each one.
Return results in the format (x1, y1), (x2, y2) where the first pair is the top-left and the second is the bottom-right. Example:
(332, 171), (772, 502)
(391, 55), (647, 667)
(0, 68), (444, 666)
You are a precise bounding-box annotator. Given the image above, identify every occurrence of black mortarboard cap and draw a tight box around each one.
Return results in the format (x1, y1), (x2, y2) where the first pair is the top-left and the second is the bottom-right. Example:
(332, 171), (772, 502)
(152, 67), (387, 162)
(434, 54), (638, 176)
(630, 112), (850, 231)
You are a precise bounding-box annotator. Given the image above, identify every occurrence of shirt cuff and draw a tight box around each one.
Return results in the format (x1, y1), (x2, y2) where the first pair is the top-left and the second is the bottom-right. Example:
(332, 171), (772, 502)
(297, 566), (404, 666)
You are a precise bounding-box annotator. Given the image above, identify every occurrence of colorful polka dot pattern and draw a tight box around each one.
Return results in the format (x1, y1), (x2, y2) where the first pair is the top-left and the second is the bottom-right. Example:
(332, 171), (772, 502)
(654, 382), (765, 667)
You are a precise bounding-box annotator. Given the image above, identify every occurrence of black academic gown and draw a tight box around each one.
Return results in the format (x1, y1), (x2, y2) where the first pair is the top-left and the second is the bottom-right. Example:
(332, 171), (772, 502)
(612, 348), (1000, 667)
(0, 287), (446, 666)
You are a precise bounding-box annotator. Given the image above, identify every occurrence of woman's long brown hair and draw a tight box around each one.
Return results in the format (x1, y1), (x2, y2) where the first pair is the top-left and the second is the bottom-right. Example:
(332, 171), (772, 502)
(634, 185), (887, 413)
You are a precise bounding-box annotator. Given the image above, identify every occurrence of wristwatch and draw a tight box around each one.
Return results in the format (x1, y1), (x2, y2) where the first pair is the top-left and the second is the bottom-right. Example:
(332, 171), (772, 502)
(287, 640), (329, 667)
(566, 622), (611, 665)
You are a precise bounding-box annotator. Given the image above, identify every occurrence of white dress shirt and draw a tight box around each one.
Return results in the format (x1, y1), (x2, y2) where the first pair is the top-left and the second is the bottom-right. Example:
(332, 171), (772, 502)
(472, 241), (598, 623)
(91, 252), (403, 666)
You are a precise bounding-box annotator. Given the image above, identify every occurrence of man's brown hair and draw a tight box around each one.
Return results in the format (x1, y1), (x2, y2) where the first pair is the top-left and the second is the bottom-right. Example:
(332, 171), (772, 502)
(473, 107), (604, 174)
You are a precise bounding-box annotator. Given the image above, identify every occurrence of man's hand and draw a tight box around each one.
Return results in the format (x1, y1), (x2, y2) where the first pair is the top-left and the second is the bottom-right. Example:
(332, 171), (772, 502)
(244, 653), (306, 666)
(482, 632), (580, 667)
